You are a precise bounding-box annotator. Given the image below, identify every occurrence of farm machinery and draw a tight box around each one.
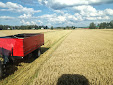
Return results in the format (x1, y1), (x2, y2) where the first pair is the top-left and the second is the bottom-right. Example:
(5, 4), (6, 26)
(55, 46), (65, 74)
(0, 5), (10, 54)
(0, 33), (44, 78)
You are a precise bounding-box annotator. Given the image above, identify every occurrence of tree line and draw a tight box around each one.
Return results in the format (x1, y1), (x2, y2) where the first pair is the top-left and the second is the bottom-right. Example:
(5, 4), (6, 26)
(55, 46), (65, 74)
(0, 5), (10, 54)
(0, 25), (77, 30)
(0, 25), (49, 30)
(1, 20), (113, 30)
(89, 20), (113, 29)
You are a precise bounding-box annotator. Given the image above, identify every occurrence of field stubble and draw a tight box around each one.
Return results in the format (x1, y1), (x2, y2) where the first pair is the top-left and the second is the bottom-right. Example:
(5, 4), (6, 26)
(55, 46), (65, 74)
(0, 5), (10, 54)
(33, 29), (113, 85)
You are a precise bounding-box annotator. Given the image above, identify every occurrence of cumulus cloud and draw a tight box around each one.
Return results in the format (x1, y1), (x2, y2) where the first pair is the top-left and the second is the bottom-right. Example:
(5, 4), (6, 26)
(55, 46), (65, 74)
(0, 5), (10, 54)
(19, 14), (32, 19)
(35, 4), (113, 27)
(73, 5), (113, 17)
(37, 0), (113, 25)
(104, 9), (113, 15)
(73, 5), (97, 16)
(0, 2), (6, 7)
(36, 13), (79, 26)
(53, 10), (65, 14)
(35, 14), (62, 26)
(0, 16), (15, 19)
(72, 5), (113, 21)
(20, 19), (37, 25)
(74, 13), (84, 21)
(38, 0), (113, 9)
(85, 16), (110, 20)
(0, 2), (41, 14)
(37, 20), (43, 25)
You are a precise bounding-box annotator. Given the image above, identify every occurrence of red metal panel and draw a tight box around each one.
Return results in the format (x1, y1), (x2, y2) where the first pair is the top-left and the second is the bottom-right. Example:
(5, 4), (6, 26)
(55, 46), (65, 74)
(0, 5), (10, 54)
(13, 39), (24, 57)
(23, 34), (44, 56)
(0, 33), (44, 57)
(0, 38), (24, 57)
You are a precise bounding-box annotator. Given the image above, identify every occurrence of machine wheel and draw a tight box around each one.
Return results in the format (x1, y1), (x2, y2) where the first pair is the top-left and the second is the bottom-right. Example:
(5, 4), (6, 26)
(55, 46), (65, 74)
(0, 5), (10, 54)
(38, 49), (41, 57)
(28, 53), (33, 58)
(0, 61), (7, 79)
(9, 57), (14, 64)
(32, 48), (41, 58)
(0, 61), (3, 79)
(2, 64), (6, 77)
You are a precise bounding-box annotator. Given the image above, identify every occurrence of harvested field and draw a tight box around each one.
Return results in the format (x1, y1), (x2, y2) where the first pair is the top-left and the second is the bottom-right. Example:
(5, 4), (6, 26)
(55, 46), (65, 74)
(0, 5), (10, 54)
(0, 30), (55, 37)
(32, 29), (113, 85)
(0, 30), (71, 85)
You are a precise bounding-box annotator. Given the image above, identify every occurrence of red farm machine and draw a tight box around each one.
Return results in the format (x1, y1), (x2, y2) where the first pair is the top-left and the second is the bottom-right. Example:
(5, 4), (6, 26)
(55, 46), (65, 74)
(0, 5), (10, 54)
(0, 33), (44, 78)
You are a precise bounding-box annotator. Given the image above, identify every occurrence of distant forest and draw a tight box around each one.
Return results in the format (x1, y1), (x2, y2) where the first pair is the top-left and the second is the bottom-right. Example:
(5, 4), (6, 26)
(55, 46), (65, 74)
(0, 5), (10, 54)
(0, 20), (113, 30)
(89, 20), (113, 29)
(0, 25), (49, 30)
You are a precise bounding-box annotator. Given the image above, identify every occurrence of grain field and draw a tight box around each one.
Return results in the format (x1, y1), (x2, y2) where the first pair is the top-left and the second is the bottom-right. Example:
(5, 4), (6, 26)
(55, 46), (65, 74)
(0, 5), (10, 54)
(33, 29), (113, 85)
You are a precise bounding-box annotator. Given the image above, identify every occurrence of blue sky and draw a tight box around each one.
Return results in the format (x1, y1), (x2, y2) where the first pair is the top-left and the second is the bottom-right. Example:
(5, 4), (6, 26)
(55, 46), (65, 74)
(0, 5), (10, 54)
(0, 0), (113, 27)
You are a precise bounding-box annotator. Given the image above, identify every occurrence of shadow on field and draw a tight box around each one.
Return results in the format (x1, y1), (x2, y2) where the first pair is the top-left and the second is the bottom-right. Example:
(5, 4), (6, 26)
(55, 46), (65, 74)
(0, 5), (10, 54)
(41, 47), (50, 54)
(57, 74), (89, 85)
(23, 47), (49, 63)
(1, 47), (49, 79)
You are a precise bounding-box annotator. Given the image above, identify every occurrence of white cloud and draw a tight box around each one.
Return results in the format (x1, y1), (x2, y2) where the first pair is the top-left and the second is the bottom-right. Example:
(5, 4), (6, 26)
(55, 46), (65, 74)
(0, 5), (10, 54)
(0, 16), (14, 19)
(37, 20), (43, 25)
(102, 16), (110, 20)
(105, 9), (113, 15)
(57, 16), (66, 22)
(19, 14), (32, 19)
(53, 10), (64, 14)
(0, 2), (41, 14)
(20, 19), (37, 25)
(35, 4), (112, 27)
(85, 16), (109, 21)
(73, 5), (97, 17)
(38, 0), (113, 9)
(31, 21), (37, 25)
(86, 17), (97, 20)
(36, 13), (79, 26)
(39, 14), (56, 19)
(37, 0), (113, 26)
(72, 5), (112, 21)
(6, 2), (22, 9)
(74, 13), (84, 21)
(0, 2), (6, 7)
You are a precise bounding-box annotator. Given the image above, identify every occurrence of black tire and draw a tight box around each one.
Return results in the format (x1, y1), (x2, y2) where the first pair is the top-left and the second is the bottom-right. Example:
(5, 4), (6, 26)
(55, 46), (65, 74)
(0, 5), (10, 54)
(37, 49), (41, 57)
(2, 64), (6, 76)
(9, 57), (14, 64)
(0, 61), (7, 79)
(28, 53), (33, 58)
(0, 61), (3, 79)
(32, 48), (41, 58)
